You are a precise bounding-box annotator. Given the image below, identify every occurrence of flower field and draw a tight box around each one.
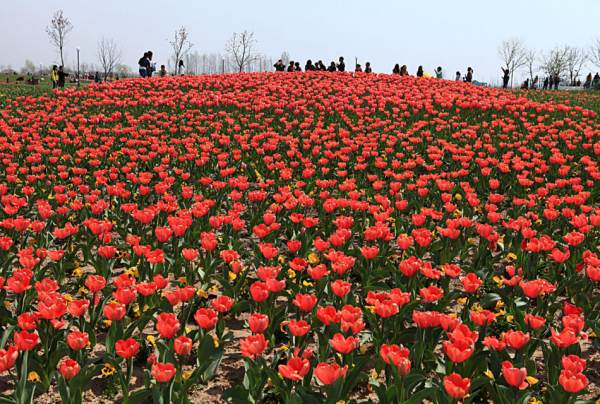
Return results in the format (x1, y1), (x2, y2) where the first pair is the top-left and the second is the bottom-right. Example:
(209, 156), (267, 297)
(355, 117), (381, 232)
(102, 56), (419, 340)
(0, 72), (599, 404)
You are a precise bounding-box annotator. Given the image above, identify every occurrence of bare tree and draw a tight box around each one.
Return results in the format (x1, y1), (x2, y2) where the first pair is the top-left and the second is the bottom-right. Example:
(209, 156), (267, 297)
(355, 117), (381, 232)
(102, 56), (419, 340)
(280, 51), (290, 66)
(498, 38), (527, 88)
(21, 60), (37, 75)
(225, 30), (259, 73)
(97, 38), (121, 81)
(524, 49), (537, 84)
(169, 26), (193, 75)
(540, 46), (569, 82)
(563, 46), (587, 86)
(46, 10), (73, 67)
(588, 38), (600, 70)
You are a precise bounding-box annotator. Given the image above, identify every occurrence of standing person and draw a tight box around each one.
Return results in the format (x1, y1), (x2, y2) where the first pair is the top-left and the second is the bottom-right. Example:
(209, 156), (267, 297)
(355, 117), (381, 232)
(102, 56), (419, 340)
(327, 62), (337, 72)
(273, 60), (285, 71)
(147, 51), (155, 77)
(57, 65), (67, 88)
(435, 66), (443, 79)
(592, 73), (600, 89)
(583, 73), (592, 89)
(364, 62), (372, 73)
(400, 65), (409, 76)
(455, 71), (461, 81)
(501, 67), (510, 88)
(287, 61), (295, 72)
(553, 74), (559, 90)
(305, 60), (315, 71)
(531, 76), (539, 90)
(294, 62), (302, 72)
(355, 63), (362, 72)
(416, 66), (424, 77)
(337, 57), (345, 72)
(178, 59), (185, 75)
(543, 76), (549, 90)
(393, 64), (401, 74)
(465, 67), (473, 83)
(138, 52), (149, 77)
(94, 71), (102, 83)
(50, 65), (59, 88)
(159, 65), (167, 77)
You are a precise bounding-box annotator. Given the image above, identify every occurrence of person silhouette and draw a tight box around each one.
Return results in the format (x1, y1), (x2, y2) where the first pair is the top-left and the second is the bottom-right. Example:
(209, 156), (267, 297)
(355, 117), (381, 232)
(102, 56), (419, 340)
(416, 66), (424, 77)
(327, 62), (337, 72)
(502, 67), (510, 88)
(465, 67), (473, 83)
(364, 62), (372, 73)
(435, 66), (443, 79)
(393, 64), (400, 74)
(287, 61), (295, 72)
(337, 57), (345, 72)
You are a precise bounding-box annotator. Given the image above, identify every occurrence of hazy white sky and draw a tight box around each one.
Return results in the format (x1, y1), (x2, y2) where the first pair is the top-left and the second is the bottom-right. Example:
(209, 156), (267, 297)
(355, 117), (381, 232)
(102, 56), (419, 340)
(1, 0), (599, 84)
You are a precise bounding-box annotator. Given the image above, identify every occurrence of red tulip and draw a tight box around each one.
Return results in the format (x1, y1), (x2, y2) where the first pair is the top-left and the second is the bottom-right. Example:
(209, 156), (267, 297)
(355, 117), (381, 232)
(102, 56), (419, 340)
(58, 357), (80, 380)
(443, 373), (470, 399)
(194, 308), (218, 330)
(174, 335), (193, 356)
(67, 330), (89, 351)
(115, 338), (140, 359)
(152, 362), (176, 383)
(314, 362), (347, 385)
(240, 334), (267, 359)
(155, 312), (180, 338)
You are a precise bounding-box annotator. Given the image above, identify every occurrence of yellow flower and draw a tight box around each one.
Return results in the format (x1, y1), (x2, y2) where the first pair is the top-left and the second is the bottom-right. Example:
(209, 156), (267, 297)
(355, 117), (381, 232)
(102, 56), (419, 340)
(101, 363), (116, 377)
(182, 370), (192, 381)
(495, 300), (505, 310)
(528, 398), (543, 404)
(185, 326), (192, 335)
(484, 369), (495, 380)
(287, 269), (296, 279)
(132, 303), (141, 318)
(213, 335), (220, 348)
(454, 193), (463, 201)
(506, 314), (514, 323)
(27, 371), (41, 382)
(3, 301), (12, 310)
(275, 344), (289, 352)
(506, 252), (517, 262)
(78, 286), (89, 295)
(366, 305), (375, 314)
(336, 401), (346, 404)
(302, 280), (313, 287)
(72, 267), (83, 278)
(208, 286), (218, 294)
(228, 272), (237, 282)
(146, 335), (156, 347)
(471, 303), (483, 312)
(359, 344), (368, 354)
(369, 369), (379, 381)
(103, 320), (112, 328)
(447, 312), (458, 318)
(456, 297), (467, 305)
(197, 289), (208, 299)
(177, 276), (187, 285)
(125, 266), (139, 278)
(308, 253), (320, 265)
(492, 276), (504, 287)
(278, 255), (286, 265)
(526, 376), (539, 385)
(63, 294), (73, 303)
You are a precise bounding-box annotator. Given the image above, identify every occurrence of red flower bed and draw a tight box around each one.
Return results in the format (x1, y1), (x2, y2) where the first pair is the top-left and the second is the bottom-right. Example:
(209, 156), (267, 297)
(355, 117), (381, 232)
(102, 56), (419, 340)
(0, 72), (599, 403)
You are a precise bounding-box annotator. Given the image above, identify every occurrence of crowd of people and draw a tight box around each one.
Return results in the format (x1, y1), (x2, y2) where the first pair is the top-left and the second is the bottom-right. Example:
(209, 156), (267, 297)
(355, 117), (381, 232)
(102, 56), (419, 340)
(273, 57), (480, 83)
(56, 50), (597, 93)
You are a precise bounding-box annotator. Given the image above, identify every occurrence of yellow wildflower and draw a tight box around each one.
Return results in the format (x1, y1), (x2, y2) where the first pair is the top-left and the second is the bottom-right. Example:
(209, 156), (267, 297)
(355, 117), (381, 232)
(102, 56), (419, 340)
(72, 267), (83, 278)
(506, 252), (517, 262)
(27, 372), (41, 382)
(182, 370), (192, 381)
(146, 335), (156, 347)
(302, 280), (313, 287)
(308, 253), (320, 265)
(125, 266), (139, 278)
(456, 297), (467, 305)
(228, 272), (237, 282)
(526, 376), (539, 385)
(287, 269), (296, 279)
(484, 369), (495, 380)
(197, 289), (208, 299)
(213, 335), (220, 348)
(101, 363), (116, 377)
